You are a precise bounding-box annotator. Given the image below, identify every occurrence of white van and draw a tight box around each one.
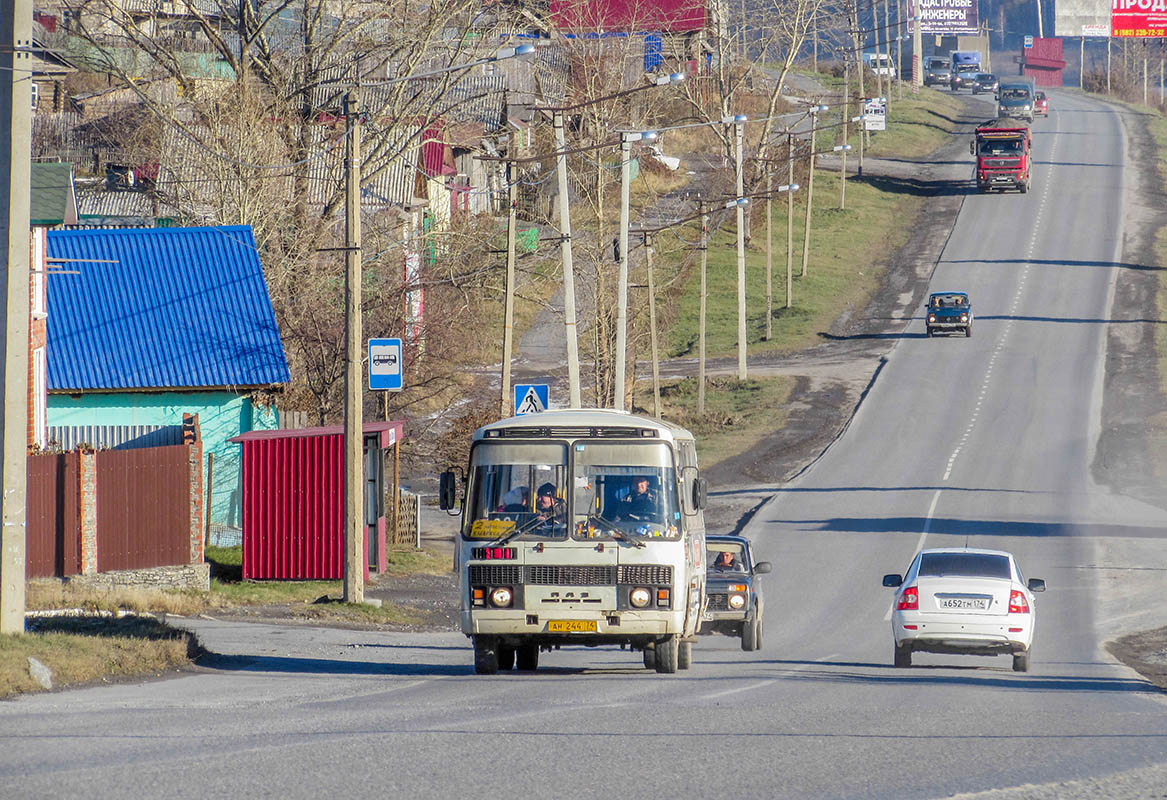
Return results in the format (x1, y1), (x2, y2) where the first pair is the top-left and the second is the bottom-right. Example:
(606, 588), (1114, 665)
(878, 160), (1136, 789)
(863, 52), (897, 79)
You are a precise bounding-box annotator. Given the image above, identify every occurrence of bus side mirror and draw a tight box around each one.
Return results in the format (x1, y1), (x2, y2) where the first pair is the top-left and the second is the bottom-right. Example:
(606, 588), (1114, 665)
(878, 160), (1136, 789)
(969, 140), (975, 155)
(693, 476), (708, 511)
(439, 470), (457, 510)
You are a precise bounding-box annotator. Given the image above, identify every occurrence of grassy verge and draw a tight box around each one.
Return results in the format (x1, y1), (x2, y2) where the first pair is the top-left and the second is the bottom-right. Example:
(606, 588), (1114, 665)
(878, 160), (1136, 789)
(1, 616), (198, 700)
(664, 86), (961, 362)
(7, 546), (454, 698)
(667, 170), (922, 358)
(1149, 110), (1167, 483)
(633, 375), (795, 470)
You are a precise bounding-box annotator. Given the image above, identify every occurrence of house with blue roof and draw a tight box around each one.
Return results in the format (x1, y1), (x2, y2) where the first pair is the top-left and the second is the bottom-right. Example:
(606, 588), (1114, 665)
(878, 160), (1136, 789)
(45, 225), (290, 538)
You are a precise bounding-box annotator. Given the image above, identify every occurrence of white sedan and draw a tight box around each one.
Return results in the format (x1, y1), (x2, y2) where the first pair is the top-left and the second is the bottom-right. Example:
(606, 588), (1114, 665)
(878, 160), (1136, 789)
(882, 548), (1046, 672)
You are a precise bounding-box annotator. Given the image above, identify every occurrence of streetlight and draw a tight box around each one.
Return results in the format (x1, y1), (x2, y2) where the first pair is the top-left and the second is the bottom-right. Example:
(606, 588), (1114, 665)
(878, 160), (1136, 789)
(614, 128), (658, 412)
(341, 42), (534, 605)
(834, 143), (853, 210)
(728, 113), (749, 380)
(538, 71), (683, 410)
(630, 195), (751, 419)
(801, 105), (829, 280)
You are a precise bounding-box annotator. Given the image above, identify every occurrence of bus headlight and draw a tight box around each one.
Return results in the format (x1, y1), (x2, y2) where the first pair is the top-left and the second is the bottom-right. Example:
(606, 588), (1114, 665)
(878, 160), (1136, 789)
(489, 586), (513, 608)
(728, 593), (747, 610)
(630, 587), (652, 608)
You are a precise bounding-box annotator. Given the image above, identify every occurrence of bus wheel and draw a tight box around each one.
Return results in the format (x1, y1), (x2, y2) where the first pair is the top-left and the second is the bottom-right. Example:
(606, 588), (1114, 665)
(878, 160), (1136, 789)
(677, 640), (692, 670)
(654, 636), (679, 674)
(498, 645), (516, 670)
(516, 644), (539, 671)
(642, 644), (657, 669)
(473, 636), (499, 675)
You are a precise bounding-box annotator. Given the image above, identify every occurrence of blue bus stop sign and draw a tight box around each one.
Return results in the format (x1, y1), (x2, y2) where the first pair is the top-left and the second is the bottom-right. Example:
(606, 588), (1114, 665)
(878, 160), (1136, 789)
(368, 338), (403, 391)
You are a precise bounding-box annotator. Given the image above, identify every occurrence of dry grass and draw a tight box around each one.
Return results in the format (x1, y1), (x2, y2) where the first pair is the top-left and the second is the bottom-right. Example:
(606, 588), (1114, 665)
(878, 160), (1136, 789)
(0, 615), (198, 700)
(633, 375), (795, 470)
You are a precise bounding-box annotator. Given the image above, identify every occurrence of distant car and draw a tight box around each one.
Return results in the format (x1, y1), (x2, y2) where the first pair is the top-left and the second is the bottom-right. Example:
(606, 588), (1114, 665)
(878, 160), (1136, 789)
(925, 291), (973, 337)
(1034, 91), (1049, 116)
(923, 57), (951, 87)
(703, 535), (771, 651)
(883, 548), (1046, 672)
(950, 64), (980, 91)
(971, 73), (998, 95)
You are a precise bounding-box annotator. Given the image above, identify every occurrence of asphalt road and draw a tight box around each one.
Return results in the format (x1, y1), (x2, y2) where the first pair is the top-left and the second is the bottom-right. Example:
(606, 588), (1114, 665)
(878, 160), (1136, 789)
(3, 92), (1166, 800)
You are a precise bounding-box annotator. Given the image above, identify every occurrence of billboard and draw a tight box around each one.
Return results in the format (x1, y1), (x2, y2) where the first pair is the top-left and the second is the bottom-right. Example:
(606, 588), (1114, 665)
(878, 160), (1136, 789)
(910, 0), (980, 34)
(1056, 0), (1167, 35)
(1111, 0), (1167, 36)
(1054, 0), (1111, 36)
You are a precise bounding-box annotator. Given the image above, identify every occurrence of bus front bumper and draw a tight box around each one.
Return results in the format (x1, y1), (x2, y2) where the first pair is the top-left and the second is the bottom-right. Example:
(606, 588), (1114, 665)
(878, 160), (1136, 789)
(463, 609), (679, 639)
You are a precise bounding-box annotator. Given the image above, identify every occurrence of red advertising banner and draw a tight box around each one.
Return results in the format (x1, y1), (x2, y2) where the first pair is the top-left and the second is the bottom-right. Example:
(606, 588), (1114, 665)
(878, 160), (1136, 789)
(1112, 0), (1167, 36)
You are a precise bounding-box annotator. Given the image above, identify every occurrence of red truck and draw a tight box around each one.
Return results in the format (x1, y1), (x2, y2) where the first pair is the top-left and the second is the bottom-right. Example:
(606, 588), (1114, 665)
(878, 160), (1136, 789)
(970, 124), (1032, 193)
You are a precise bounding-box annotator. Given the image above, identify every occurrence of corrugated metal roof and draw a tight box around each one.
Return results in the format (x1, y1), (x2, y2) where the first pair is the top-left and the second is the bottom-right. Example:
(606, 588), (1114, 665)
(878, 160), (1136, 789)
(231, 420), (402, 448)
(46, 225), (290, 391)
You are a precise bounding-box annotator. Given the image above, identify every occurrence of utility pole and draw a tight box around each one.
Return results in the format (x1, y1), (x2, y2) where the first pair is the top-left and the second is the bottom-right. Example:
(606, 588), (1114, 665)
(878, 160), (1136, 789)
(645, 232), (661, 419)
(0, 0), (31, 635)
(615, 132), (633, 411)
(765, 168), (773, 340)
(734, 118), (747, 380)
(841, 59), (850, 211)
(801, 113), (818, 278)
(897, 0), (904, 100)
(698, 203), (708, 415)
(342, 88), (364, 605)
(552, 111), (582, 408)
(500, 129), (518, 418)
(786, 131), (794, 309)
(911, 0), (922, 94)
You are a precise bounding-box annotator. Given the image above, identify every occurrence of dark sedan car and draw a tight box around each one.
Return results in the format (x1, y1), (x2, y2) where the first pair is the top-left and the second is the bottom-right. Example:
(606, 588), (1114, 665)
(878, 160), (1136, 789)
(703, 535), (771, 651)
(926, 291), (973, 337)
(971, 73), (998, 95)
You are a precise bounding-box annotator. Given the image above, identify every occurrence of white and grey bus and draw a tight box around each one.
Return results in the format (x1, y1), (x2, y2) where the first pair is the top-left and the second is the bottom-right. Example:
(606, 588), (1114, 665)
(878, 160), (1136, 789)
(440, 409), (709, 674)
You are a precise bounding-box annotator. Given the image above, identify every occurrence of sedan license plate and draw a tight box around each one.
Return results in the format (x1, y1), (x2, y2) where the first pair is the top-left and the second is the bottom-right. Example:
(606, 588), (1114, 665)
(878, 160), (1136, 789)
(938, 597), (989, 610)
(548, 619), (598, 633)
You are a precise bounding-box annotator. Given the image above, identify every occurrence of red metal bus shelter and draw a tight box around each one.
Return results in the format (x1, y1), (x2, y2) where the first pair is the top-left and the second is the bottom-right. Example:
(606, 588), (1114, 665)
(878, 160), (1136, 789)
(231, 421), (404, 580)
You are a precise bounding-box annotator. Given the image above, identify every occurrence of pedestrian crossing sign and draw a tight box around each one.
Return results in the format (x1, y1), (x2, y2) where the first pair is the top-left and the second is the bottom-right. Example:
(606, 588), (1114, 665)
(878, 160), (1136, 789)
(514, 384), (550, 415)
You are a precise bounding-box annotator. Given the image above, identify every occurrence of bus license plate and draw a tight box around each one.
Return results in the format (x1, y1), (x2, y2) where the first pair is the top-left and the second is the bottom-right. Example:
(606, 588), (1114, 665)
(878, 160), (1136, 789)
(548, 620), (597, 633)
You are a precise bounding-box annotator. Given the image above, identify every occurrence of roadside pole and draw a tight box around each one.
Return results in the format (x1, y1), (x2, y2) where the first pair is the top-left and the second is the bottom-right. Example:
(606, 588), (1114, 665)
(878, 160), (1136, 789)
(912, 2), (922, 94)
(786, 131), (794, 309)
(765, 168), (773, 340)
(840, 59), (850, 211)
(698, 203), (708, 415)
(801, 114), (817, 278)
(0, 0), (32, 634)
(343, 88), (364, 605)
(500, 129), (517, 418)
(645, 232), (661, 419)
(615, 133), (632, 411)
(734, 118), (747, 380)
(552, 111), (582, 408)
(897, 0), (904, 101)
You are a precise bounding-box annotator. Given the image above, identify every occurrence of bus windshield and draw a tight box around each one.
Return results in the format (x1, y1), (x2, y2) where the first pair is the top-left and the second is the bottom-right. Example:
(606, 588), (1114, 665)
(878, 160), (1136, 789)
(464, 442), (568, 541)
(572, 441), (680, 541)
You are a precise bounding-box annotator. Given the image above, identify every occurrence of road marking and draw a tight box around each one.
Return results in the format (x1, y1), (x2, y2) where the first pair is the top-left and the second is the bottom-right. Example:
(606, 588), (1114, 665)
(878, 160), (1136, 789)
(884, 490), (942, 621)
(943, 132), (1053, 483)
(703, 678), (777, 699)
